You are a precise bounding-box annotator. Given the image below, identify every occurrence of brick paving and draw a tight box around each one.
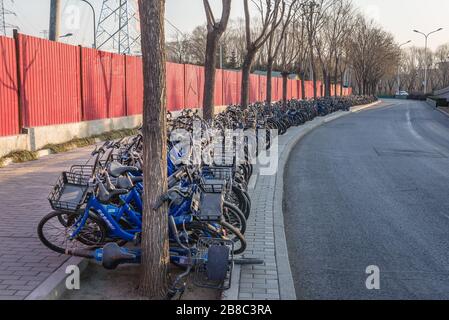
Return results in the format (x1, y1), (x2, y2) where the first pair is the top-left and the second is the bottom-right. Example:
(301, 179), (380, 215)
(239, 173), (280, 300)
(0, 147), (93, 300)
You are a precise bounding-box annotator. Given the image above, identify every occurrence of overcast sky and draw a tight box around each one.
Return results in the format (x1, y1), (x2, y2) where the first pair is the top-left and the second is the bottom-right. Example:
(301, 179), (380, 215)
(2, 0), (449, 51)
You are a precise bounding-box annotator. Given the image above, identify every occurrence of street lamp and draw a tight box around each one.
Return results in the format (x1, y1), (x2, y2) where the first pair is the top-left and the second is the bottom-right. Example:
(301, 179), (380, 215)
(413, 27), (443, 93)
(59, 33), (73, 44)
(397, 40), (411, 94)
(79, 0), (96, 48)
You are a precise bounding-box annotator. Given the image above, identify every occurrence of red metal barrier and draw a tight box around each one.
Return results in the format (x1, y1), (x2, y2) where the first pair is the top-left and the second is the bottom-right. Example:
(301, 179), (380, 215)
(259, 75), (267, 102)
(277, 78), (283, 101)
(223, 70), (240, 105)
(166, 62), (185, 111)
(214, 69), (223, 106)
(0, 36), (19, 136)
(270, 77), (279, 102)
(249, 74), (259, 103)
(81, 48), (126, 120)
(18, 34), (81, 127)
(125, 56), (143, 115)
(0, 34), (355, 137)
(184, 64), (203, 108)
(304, 81), (313, 99)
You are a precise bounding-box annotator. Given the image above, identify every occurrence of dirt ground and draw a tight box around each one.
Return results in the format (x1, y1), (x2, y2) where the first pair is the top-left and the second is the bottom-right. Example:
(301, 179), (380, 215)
(60, 262), (221, 300)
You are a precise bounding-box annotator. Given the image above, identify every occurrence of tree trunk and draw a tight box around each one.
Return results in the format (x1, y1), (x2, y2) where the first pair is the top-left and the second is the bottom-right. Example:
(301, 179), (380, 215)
(266, 59), (274, 105)
(282, 72), (289, 107)
(202, 1), (231, 120)
(241, 50), (256, 108)
(203, 32), (219, 120)
(334, 59), (338, 98)
(310, 54), (317, 99)
(340, 72), (344, 96)
(323, 70), (329, 97)
(138, 0), (169, 299)
(300, 71), (306, 100)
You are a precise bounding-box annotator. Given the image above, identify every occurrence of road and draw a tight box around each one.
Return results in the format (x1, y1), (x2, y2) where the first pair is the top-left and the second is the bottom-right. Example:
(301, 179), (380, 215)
(284, 100), (449, 300)
(0, 146), (93, 299)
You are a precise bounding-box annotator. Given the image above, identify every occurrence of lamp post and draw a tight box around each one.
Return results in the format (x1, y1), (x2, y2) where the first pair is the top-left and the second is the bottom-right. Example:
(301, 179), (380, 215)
(79, 0), (96, 48)
(413, 28), (443, 93)
(397, 40), (411, 94)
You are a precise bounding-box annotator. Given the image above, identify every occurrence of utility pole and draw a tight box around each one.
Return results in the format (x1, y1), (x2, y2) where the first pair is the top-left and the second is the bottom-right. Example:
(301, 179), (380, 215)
(49, 0), (61, 41)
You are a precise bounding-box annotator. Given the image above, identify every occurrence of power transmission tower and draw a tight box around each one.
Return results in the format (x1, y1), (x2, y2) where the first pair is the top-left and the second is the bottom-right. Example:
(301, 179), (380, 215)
(0, 0), (16, 36)
(96, 0), (140, 55)
(48, 0), (61, 41)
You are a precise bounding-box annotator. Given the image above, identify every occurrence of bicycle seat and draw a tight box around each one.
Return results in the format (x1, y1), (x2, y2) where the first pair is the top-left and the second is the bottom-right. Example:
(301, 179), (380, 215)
(97, 181), (129, 203)
(108, 161), (139, 178)
(116, 175), (134, 190)
(101, 243), (137, 270)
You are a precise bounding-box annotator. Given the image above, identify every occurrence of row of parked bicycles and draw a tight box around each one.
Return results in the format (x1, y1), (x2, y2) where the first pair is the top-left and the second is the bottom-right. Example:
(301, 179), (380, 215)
(37, 95), (377, 298)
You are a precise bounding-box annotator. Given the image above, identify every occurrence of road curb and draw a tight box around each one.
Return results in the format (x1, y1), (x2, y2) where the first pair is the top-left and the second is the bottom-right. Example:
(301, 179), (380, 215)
(25, 257), (89, 300)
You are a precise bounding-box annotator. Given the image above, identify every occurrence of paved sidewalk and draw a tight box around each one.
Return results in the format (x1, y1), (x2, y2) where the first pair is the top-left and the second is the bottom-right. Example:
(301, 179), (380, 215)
(234, 123), (314, 300)
(0, 147), (93, 299)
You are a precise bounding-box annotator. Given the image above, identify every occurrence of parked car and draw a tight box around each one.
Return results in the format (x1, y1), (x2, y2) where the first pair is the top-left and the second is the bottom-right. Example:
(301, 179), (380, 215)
(395, 91), (409, 96)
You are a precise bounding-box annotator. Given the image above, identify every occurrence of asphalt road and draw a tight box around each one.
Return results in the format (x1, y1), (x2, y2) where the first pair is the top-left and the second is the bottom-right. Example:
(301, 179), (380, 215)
(284, 99), (449, 300)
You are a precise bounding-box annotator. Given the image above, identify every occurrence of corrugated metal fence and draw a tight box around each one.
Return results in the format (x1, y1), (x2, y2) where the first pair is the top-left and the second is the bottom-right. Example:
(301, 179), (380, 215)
(0, 33), (353, 137)
(0, 36), (19, 136)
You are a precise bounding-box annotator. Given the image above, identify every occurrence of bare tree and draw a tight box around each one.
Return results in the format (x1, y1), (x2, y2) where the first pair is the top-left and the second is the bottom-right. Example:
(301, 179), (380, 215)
(138, 0), (170, 299)
(203, 0), (232, 120)
(300, 0), (335, 98)
(241, 0), (285, 107)
(264, 0), (298, 104)
(293, 12), (310, 99)
(277, 25), (301, 105)
(348, 15), (398, 95)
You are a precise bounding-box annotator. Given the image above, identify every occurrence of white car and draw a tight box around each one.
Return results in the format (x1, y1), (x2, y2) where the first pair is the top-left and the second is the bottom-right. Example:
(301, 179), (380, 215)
(395, 91), (409, 96)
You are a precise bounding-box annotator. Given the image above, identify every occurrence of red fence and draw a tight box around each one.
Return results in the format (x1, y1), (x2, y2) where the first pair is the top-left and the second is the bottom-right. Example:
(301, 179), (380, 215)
(18, 34), (82, 128)
(0, 34), (353, 137)
(0, 36), (19, 136)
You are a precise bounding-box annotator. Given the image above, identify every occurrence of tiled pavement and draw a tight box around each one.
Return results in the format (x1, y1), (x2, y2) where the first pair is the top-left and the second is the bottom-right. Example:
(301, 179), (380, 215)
(239, 173), (280, 299)
(0, 147), (93, 299)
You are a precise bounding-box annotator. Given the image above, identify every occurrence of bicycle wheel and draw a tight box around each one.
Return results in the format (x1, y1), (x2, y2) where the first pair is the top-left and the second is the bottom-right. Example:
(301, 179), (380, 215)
(225, 186), (249, 219)
(220, 221), (247, 255)
(241, 190), (252, 219)
(223, 201), (246, 235)
(38, 211), (107, 255)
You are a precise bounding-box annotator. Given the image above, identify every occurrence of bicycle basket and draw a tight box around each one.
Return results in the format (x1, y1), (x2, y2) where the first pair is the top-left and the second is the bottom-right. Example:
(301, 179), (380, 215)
(202, 166), (233, 182)
(70, 165), (95, 177)
(199, 178), (227, 193)
(48, 172), (90, 213)
(193, 237), (234, 290)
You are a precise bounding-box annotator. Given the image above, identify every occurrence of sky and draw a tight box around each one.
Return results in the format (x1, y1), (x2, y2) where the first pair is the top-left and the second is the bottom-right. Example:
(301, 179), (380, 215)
(1, 0), (449, 51)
